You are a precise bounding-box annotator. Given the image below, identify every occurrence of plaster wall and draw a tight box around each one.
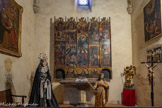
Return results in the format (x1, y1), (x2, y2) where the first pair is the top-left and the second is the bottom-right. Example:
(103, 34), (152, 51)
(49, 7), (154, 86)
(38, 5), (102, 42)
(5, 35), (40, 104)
(132, 0), (162, 106)
(35, 0), (132, 104)
(0, 0), (35, 103)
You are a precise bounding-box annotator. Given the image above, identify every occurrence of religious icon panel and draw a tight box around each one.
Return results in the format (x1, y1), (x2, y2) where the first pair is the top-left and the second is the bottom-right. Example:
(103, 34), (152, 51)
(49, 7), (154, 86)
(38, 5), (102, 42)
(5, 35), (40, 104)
(89, 18), (99, 45)
(77, 18), (88, 34)
(89, 46), (99, 67)
(66, 68), (76, 78)
(100, 18), (111, 67)
(66, 45), (77, 67)
(66, 33), (77, 45)
(100, 44), (111, 67)
(54, 17), (112, 80)
(55, 45), (66, 67)
(77, 35), (89, 67)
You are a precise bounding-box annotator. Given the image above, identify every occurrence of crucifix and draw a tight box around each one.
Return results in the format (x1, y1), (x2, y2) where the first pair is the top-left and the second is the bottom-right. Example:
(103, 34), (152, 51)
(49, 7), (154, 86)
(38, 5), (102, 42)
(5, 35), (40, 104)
(141, 50), (161, 106)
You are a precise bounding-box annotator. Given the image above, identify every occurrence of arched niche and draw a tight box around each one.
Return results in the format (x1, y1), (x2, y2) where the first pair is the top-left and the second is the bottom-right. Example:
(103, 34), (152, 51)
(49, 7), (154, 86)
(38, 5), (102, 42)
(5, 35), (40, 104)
(55, 69), (65, 79)
(101, 69), (112, 79)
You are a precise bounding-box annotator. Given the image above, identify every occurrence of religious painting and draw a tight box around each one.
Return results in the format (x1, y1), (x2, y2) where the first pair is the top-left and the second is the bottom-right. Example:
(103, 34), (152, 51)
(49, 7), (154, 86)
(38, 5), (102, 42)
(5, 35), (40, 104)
(55, 31), (65, 41)
(55, 18), (65, 41)
(66, 33), (77, 45)
(100, 24), (110, 44)
(65, 18), (77, 67)
(77, 35), (89, 67)
(66, 17), (77, 32)
(66, 68), (76, 78)
(147, 45), (162, 62)
(54, 18), (66, 67)
(76, 68), (89, 78)
(77, 17), (88, 34)
(144, 0), (161, 42)
(100, 44), (111, 67)
(89, 46), (99, 67)
(89, 68), (99, 78)
(0, 0), (22, 57)
(100, 18), (111, 67)
(66, 22), (76, 31)
(89, 18), (99, 45)
(55, 18), (65, 31)
(54, 17), (112, 80)
(55, 45), (66, 67)
(55, 41), (66, 45)
(66, 45), (77, 67)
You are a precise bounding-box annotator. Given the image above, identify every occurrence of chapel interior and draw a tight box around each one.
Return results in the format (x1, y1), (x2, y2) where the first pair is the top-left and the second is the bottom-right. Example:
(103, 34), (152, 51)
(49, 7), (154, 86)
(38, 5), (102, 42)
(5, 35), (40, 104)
(0, 0), (162, 107)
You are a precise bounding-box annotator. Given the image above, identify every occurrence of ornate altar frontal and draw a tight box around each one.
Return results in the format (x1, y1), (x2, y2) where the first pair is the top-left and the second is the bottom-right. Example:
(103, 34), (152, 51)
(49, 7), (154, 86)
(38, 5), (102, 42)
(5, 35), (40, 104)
(54, 17), (112, 80)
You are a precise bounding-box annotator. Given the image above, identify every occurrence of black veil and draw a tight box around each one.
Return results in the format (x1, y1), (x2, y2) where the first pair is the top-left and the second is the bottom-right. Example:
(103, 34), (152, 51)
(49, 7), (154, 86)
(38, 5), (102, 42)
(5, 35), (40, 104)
(28, 60), (59, 107)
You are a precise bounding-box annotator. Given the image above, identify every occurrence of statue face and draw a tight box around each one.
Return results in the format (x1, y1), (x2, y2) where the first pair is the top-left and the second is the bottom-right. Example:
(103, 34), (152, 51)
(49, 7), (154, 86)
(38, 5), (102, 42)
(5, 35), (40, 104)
(42, 61), (47, 67)
(100, 74), (104, 79)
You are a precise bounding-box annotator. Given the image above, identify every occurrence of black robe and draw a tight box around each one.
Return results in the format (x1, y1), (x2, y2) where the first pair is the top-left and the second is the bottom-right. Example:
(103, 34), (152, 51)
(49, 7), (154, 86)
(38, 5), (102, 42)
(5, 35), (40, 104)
(28, 67), (59, 107)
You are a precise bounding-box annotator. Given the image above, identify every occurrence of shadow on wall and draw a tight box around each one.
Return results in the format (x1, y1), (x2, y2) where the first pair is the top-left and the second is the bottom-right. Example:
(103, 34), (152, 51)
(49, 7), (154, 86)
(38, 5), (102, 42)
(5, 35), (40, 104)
(4, 58), (17, 102)
(27, 71), (35, 99)
(50, 18), (55, 81)
(4, 58), (16, 94)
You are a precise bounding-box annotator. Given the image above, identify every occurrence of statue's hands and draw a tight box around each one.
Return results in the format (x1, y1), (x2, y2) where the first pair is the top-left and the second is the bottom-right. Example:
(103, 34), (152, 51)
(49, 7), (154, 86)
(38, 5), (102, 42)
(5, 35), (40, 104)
(104, 80), (107, 84)
(43, 73), (47, 77)
(94, 89), (97, 95)
(40, 76), (44, 80)
(103, 99), (106, 104)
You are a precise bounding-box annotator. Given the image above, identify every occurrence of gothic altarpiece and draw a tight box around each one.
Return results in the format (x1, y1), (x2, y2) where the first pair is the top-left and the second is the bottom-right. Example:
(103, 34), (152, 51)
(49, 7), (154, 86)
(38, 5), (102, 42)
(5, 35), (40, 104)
(54, 17), (112, 80)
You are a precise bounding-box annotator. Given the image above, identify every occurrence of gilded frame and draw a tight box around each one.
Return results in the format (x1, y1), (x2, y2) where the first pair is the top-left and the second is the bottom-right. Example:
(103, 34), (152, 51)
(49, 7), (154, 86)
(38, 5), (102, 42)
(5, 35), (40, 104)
(0, 0), (23, 57)
(54, 17), (112, 80)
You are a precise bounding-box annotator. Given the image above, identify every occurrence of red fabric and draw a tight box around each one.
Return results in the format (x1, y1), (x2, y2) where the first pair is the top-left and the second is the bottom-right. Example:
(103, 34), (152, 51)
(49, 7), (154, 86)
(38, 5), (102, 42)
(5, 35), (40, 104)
(123, 88), (135, 106)
(10, 28), (16, 46)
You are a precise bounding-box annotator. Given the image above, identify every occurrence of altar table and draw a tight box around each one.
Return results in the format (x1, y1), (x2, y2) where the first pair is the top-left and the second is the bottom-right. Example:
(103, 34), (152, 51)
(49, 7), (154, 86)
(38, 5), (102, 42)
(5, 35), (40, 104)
(60, 79), (96, 106)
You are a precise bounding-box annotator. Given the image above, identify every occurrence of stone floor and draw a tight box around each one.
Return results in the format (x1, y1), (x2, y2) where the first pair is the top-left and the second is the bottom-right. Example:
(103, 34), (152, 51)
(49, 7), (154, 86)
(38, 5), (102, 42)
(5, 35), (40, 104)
(60, 104), (125, 107)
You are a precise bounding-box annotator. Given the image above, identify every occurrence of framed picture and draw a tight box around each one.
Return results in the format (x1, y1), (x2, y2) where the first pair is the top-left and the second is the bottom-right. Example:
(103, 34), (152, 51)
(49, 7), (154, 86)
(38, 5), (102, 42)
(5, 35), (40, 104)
(0, 0), (23, 57)
(144, 0), (161, 42)
(147, 45), (162, 63)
